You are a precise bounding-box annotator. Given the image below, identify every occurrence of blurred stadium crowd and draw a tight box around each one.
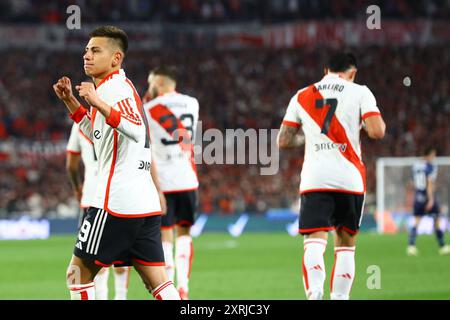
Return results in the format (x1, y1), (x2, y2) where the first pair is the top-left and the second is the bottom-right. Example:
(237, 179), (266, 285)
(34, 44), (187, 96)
(1, 0), (449, 24)
(0, 1), (449, 219)
(1, 43), (449, 219)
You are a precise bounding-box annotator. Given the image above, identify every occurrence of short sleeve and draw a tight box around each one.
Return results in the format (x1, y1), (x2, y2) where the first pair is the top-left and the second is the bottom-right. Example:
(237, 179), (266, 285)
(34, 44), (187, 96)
(282, 93), (302, 128)
(102, 78), (143, 127)
(360, 86), (381, 121)
(66, 123), (81, 154)
(429, 164), (438, 181)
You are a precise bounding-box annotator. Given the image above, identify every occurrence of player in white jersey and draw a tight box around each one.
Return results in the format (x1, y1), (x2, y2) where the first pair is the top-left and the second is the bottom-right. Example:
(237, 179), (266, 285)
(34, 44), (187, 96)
(143, 66), (199, 300)
(66, 122), (131, 300)
(278, 52), (386, 300)
(66, 123), (98, 213)
(53, 26), (180, 300)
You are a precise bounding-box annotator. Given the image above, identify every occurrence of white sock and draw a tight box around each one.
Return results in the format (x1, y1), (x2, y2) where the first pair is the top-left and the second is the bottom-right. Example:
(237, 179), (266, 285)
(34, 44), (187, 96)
(151, 280), (181, 300)
(302, 238), (327, 300)
(69, 282), (96, 300)
(113, 267), (129, 300)
(162, 242), (175, 282)
(176, 235), (193, 294)
(94, 268), (109, 300)
(330, 247), (356, 300)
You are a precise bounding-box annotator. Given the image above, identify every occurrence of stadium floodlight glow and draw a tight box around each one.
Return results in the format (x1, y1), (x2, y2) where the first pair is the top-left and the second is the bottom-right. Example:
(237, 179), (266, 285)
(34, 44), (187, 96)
(376, 157), (450, 234)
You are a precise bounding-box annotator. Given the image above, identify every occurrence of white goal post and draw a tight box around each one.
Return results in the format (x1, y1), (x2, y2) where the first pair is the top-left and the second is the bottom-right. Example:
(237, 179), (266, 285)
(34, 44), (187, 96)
(376, 157), (450, 234)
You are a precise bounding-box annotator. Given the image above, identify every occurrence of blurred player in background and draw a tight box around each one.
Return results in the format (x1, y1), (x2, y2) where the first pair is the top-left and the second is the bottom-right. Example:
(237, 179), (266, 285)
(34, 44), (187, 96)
(278, 52), (386, 300)
(143, 66), (199, 300)
(53, 26), (180, 300)
(407, 147), (450, 256)
(66, 123), (130, 300)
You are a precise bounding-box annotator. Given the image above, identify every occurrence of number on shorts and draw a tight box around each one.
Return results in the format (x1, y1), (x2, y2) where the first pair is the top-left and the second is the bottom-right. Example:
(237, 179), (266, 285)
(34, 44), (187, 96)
(78, 220), (91, 242)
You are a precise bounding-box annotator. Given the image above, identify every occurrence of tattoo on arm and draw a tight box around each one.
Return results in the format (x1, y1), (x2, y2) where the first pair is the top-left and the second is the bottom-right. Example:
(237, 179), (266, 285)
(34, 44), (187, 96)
(277, 125), (304, 149)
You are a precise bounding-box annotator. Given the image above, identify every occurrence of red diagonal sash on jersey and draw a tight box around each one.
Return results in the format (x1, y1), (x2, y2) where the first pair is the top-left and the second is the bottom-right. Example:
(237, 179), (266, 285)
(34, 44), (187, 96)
(149, 104), (192, 151)
(297, 85), (366, 191)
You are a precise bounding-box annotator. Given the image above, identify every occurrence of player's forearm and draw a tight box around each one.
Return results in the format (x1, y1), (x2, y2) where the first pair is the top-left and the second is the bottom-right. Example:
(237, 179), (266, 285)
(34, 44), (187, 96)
(113, 117), (145, 143)
(150, 160), (163, 193)
(427, 180), (434, 201)
(279, 135), (305, 148)
(91, 99), (112, 119)
(66, 168), (81, 192)
(91, 99), (144, 143)
(277, 126), (304, 149)
(63, 95), (83, 114)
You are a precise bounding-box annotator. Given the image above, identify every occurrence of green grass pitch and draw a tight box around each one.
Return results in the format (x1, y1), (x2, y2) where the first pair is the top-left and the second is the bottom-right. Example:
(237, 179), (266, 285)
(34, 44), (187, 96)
(0, 232), (449, 300)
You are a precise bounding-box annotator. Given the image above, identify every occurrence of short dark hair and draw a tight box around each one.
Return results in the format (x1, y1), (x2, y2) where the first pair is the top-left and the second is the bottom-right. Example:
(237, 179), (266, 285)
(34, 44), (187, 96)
(150, 66), (178, 82)
(89, 26), (128, 53)
(423, 146), (437, 156)
(327, 52), (357, 72)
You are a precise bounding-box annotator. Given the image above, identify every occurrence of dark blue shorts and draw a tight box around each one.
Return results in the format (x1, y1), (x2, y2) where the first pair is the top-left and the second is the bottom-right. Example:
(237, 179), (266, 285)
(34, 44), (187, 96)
(413, 200), (440, 217)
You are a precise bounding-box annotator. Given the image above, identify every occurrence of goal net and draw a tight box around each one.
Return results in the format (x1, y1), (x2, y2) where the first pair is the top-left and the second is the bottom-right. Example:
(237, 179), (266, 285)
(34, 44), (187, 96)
(376, 157), (450, 234)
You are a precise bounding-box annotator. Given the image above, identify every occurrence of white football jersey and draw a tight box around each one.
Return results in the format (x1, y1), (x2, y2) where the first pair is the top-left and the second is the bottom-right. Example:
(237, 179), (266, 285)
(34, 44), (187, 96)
(143, 92), (199, 193)
(66, 122), (98, 208)
(282, 73), (381, 194)
(71, 69), (161, 217)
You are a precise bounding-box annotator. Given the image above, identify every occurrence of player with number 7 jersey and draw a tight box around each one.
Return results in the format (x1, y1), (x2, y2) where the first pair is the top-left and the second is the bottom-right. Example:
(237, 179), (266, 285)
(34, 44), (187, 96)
(282, 72), (382, 195)
(278, 52), (385, 301)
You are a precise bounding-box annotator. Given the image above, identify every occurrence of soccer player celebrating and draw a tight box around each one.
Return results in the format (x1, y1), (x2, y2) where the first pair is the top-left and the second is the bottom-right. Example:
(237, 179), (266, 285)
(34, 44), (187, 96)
(53, 26), (180, 300)
(66, 123), (130, 300)
(143, 66), (199, 300)
(278, 52), (386, 300)
(407, 147), (450, 256)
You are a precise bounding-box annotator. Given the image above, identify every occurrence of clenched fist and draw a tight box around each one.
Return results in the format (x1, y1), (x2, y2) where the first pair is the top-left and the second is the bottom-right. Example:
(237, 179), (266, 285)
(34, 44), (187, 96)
(76, 82), (102, 108)
(53, 77), (74, 102)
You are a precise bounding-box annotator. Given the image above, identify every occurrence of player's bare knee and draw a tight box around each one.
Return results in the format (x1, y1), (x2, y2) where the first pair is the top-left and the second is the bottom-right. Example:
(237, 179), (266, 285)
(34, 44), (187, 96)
(433, 219), (440, 230)
(176, 225), (191, 237)
(138, 276), (152, 292)
(338, 238), (356, 247)
(335, 230), (357, 247)
(114, 267), (127, 275)
(141, 278), (153, 292)
(133, 265), (152, 290)
(161, 228), (174, 243)
(304, 231), (328, 241)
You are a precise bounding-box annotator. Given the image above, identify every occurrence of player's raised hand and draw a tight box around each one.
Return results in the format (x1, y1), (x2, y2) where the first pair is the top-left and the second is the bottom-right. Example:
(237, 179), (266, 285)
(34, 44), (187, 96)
(53, 76), (74, 102)
(76, 82), (101, 107)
